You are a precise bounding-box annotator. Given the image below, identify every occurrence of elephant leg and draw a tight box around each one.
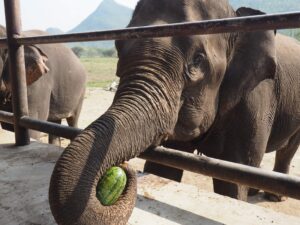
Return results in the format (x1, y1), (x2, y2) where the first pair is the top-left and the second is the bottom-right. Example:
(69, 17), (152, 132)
(66, 114), (79, 128)
(1, 122), (14, 132)
(213, 80), (275, 201)
(213, 179), (249, 201)
(264, 130), (300, 201)
(29, 129), (41, 141)
(48, 119), (62, 146)
(66, 100), (83, 141)
(212, 146), (265, 202)
(143, 161), (183, 182)
(66, 94), (83, 129)
(143, 141), (197, 182)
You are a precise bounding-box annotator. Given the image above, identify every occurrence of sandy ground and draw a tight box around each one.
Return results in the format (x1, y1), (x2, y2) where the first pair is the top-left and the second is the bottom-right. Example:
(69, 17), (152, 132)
(21, 88), (300, 218)
(1, 141), (299, 225)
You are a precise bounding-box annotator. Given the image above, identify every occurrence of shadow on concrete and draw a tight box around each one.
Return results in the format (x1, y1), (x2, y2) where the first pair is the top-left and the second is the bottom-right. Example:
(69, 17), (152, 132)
(248, 192), (271, 204)
(136, 194), (224, 225)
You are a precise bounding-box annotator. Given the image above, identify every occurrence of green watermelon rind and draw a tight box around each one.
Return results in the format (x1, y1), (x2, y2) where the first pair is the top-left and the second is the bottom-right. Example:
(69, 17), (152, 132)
(96, 166), (127, 206)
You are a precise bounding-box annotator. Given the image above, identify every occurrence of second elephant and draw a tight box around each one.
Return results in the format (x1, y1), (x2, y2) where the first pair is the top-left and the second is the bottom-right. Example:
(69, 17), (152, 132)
(0, 27), (87, 144)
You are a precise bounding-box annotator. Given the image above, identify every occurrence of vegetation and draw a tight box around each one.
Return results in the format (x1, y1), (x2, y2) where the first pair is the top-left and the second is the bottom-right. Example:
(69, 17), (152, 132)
(71, 46), (85, 58)
(230, 0), (300, 13)
(53, 0), (300, 50)
(80, 57), (118, 88)
(230, 0), (300, 41)
(75, 0), (300, 90)
(69, 0), (132, 48)
(72, 46), (117, 58)
(296, 31), (300, 41)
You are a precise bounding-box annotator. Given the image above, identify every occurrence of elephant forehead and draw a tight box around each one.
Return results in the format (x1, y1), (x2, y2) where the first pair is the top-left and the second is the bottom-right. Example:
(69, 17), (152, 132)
(130, 0), (235, 29)
(184, 0), (236, 21)
(129, 0), (187, 26)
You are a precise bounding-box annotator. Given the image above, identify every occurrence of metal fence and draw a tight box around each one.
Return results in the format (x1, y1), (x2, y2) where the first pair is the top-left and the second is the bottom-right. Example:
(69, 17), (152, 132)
(0, 0), (300, 200)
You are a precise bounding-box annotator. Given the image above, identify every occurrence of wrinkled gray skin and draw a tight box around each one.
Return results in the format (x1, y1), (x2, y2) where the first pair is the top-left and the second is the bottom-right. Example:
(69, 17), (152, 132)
(49, 0), (300, 224)
(0, 26), (86, 145)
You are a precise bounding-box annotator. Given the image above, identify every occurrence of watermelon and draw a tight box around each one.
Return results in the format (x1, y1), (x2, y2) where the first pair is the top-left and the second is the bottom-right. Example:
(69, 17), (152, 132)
(96, 166), (127, 206)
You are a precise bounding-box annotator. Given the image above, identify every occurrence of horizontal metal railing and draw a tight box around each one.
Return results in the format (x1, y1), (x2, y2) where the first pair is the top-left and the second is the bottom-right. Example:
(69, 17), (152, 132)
(0, 11), (300, 47)
(140, 147), (300, 200)
(0, 111), (81, 139)
(19, 116), (81, 140)
(0, 110), (14, 124)
(1, 0), (299, 201)
(1, 110), (300, 200)
(0, 10), (299, 144)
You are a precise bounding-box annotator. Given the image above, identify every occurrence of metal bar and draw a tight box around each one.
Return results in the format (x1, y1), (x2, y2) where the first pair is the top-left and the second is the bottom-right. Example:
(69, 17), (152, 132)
(0, 40), (7, 48)
(0, 112), (82, 139)
(0, 110), (14, 124)
(19, 116), (82, 140)
(2, 11), (299, 45)
(4, 0), (30, 146)
(139, 147), (300, 200)
(1, 112), (299, 198)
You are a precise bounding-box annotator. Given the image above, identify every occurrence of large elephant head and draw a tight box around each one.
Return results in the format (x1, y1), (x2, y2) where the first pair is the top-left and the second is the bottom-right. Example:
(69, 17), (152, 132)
(49, 0), (276, 224)
(0, 25), (49, 102)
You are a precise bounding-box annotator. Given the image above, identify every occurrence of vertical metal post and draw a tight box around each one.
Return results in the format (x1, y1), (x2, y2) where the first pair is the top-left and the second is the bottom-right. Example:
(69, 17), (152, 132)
(4, 0), (30, 145)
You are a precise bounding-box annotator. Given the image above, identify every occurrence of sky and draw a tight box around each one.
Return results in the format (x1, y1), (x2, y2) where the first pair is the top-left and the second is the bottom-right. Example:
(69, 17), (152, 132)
(0, 0), (139, 31)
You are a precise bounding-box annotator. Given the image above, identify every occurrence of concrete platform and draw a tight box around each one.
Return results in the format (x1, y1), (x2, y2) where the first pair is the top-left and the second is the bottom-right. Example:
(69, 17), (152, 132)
(1, 141), (299, 225)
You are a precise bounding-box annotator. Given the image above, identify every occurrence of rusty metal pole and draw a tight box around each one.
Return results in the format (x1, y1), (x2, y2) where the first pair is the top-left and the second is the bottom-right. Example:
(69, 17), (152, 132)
(4, 0), (30, 145)
(4, 11), (300, 45)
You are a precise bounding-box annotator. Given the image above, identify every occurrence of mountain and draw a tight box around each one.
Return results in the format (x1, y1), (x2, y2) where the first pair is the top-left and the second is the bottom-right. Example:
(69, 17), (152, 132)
(46, 27), (65, 35)
(229, 0), (300, 37)
(70, 0), (133, 32)
(229, 0), (300, 13)
(70, 0), (300, 49)
(69, 0), (133, 48)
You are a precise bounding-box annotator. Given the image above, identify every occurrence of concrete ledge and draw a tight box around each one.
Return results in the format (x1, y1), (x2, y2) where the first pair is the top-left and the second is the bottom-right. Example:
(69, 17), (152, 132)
(132, 174), (300, 225)
(0, 142), (299, 225)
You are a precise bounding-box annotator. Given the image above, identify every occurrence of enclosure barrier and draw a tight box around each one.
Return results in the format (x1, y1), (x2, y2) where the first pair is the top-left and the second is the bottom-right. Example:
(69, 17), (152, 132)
(0, 0), (300, 200)
(2, 112), (300, 200)
(3, 0), (29, 145)
(1, 10), (300, 46)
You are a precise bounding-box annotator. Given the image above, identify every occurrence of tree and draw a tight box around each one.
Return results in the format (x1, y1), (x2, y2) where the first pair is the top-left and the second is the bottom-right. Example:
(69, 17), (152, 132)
(102, 48), (117, 57)
(295, 30), (300, 41)
(71, 46), (85, 58)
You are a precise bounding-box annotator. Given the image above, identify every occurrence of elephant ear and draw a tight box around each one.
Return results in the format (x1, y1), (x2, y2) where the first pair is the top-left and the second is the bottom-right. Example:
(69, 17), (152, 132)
(0, 24), (8, 76)
(219, 7), (277, 113)
(24, 45), (50, 85)
(0, 26), (9, 89)
(0, 51), (5, 76)
(0, 49), (9, 88)
(0, 25), (6, 37)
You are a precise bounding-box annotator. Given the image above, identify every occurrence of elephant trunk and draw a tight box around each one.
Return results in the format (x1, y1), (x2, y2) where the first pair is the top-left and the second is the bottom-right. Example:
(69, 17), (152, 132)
(49, 52), (184, 225)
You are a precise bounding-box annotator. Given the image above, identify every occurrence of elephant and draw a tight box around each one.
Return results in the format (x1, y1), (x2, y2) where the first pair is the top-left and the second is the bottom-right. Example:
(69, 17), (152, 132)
(0, 26), (87, 145)
(49, 0), (300, 224)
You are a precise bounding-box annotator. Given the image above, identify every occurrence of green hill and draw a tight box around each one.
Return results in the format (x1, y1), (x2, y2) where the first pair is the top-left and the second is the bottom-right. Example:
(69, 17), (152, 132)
(69, 0), (133, 48)
(69, 0), (300, 49)
(46, 27), (64, 35)
(229, 0), (300, 37)
(230, 0), (300, 13)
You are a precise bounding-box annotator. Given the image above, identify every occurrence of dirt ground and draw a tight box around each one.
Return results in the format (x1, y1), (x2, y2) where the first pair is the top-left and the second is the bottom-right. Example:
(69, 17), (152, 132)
(40, 88), (300, 218)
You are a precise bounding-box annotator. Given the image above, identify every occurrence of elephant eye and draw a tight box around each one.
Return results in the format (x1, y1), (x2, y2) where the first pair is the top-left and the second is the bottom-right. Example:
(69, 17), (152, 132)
(193, 52), (206, 66)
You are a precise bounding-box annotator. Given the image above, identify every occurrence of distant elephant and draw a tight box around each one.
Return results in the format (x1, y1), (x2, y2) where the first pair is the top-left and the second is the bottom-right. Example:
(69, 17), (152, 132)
(0, 26), (87, 144)
(49, 0), (300, 224)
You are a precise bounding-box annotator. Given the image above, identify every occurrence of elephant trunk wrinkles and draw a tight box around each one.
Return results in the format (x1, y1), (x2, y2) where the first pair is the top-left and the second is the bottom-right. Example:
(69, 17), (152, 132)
(49, 57), (183, 225)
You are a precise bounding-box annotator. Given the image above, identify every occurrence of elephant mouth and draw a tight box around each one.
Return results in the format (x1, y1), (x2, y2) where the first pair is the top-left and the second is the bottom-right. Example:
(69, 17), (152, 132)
(171, 125), (202, 142)
(164, 123), (213, 154)
(0, 91), (11, 105)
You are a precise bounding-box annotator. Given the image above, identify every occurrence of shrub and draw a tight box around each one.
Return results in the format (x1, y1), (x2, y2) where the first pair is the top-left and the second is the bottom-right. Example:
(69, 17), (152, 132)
(71, 46), (85, 58)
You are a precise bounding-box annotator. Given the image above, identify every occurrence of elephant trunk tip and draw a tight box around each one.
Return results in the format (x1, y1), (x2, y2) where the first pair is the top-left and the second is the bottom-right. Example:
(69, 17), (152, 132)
(49, 158), (137, 225)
